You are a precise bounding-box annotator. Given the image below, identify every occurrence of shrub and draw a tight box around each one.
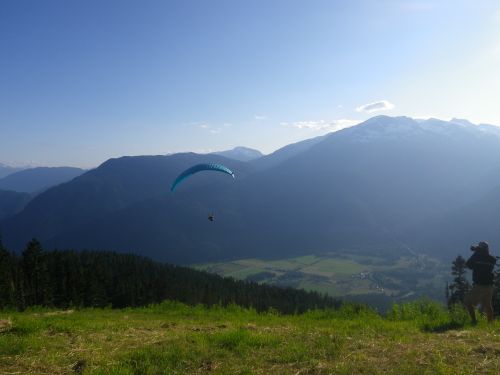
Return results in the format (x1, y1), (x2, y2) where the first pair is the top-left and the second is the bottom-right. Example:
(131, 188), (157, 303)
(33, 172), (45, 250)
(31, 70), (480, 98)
(388, 299), (467, 332)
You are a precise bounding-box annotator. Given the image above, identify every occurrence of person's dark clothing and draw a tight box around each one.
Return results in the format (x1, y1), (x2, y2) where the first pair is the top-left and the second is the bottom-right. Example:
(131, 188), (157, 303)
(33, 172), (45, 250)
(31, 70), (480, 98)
(465, 252), (496, 285)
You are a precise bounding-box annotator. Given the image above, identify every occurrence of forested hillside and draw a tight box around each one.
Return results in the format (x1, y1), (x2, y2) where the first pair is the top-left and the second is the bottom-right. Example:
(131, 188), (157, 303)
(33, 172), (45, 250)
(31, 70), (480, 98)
(0, 239), (340, 314)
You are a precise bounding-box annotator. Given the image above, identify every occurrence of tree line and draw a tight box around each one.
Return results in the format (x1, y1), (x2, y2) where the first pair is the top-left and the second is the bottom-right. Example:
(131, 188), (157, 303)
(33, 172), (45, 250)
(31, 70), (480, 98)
(446, 255), (500, 316)
(0, 238), (342, 314)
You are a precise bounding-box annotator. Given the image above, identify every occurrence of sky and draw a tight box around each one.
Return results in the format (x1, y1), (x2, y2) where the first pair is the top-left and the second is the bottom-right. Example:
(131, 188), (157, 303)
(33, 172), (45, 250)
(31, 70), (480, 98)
(1, 0), (500, 168)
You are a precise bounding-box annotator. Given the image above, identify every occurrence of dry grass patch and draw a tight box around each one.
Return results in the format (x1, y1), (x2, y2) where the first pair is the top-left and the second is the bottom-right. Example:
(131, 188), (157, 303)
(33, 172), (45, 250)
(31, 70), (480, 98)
(0, 319), (12, 333)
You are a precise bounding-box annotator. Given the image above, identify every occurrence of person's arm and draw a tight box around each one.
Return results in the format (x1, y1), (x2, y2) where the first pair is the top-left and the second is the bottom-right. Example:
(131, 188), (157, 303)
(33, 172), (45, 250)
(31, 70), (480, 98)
(488, 255), (497, 267)
(465, 253), (477, 269)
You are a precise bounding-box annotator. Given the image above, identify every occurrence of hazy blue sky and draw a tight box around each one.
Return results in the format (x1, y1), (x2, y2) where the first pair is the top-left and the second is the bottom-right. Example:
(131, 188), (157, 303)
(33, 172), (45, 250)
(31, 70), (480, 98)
(1, 0), (500, 167)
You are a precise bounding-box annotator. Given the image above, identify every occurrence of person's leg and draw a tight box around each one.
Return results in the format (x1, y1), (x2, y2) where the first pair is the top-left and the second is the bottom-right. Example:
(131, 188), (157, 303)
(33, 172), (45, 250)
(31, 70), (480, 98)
(482, 286), (494, 323)
(465, 301), (477, 324)
(484, 300), (494, 323)
(464, 286), (479, 324)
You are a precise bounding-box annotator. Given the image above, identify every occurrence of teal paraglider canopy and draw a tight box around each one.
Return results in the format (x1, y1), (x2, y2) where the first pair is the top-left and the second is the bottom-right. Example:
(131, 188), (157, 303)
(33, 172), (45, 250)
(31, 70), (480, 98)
(170, 163), (235, 192)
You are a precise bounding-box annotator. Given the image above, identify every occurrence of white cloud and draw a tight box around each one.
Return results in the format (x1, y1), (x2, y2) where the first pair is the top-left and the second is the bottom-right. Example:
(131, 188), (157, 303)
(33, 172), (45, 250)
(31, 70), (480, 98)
(356, 100), (395, 113)
(165, 148), (214, 155)
(194, 148), (214, 154)
(293, 120), (329, 130)
(182, 121), (208, 128)
(287, 118), (359, 132)
(412, 115), (452, 121)
(198, 123), (223, 134)
(254, 114), (267, 120)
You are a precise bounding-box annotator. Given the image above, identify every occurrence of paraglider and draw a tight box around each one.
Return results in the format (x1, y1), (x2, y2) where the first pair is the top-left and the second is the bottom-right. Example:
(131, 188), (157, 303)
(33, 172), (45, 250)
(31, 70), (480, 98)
(170, 163), (235, 192)
(170, 163), (235, 221)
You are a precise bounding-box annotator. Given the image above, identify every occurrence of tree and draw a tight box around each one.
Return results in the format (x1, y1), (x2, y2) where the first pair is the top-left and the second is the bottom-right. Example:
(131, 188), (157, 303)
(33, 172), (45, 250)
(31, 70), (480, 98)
(0, 236), (16, 308)
(3, 240), (344, 312)
(447, 255), (470, 307)
(21, 239), (52, 306)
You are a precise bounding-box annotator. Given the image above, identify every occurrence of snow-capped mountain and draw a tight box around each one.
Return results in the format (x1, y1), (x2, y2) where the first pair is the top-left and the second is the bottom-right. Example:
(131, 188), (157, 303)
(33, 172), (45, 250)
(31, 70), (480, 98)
(3, 115), (500, 263)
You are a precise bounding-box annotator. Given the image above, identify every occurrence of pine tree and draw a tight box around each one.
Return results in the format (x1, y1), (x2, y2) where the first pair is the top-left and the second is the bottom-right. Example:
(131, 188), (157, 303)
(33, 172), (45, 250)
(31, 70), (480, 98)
(7, 240), (343, 313)
(448, 255), (470, 306)
(0, 236), (16, 308)
(21, 239), (52, 306)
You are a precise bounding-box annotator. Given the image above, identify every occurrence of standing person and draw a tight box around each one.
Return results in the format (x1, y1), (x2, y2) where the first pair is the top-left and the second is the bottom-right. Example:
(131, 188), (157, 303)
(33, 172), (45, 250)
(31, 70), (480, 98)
(464, 241), (496, 324)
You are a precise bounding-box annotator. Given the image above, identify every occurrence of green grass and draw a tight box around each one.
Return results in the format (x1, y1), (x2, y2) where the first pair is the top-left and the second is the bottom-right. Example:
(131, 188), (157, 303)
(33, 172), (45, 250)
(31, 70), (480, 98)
(1, 301), (499, 374)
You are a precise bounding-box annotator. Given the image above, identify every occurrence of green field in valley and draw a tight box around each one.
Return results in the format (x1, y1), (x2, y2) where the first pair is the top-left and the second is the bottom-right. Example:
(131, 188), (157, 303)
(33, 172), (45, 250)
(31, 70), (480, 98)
(195, 250), (450, 309)
(1, 301), (499, 374)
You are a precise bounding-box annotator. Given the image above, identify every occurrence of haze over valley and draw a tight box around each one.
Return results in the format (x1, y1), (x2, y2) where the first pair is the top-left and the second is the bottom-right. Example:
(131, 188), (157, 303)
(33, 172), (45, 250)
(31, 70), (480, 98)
(2, 115), (500, 307)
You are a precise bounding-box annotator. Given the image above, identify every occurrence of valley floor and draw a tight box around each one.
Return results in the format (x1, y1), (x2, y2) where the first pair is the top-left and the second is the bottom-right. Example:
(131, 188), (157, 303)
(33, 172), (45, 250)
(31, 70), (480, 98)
(1, 302), (499, 374)
(195, 252), (448, 310)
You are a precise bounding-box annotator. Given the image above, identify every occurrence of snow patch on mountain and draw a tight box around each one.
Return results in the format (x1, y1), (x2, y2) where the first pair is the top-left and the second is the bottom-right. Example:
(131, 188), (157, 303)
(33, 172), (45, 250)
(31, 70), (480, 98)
(339, 115), (500, 143)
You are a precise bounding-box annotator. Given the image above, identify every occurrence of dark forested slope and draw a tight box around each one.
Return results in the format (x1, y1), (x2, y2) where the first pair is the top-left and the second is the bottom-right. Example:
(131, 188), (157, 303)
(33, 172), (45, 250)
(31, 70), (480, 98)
(0, 239), (340, 313)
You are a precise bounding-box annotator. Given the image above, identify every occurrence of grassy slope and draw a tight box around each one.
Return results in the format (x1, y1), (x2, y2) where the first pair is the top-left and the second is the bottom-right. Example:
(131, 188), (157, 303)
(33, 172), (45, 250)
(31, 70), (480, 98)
(1, 302), (499, 374)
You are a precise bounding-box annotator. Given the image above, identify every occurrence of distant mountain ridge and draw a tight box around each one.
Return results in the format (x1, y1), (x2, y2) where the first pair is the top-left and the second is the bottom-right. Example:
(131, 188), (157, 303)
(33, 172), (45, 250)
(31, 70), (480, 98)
(3, 116), (500, 263)
(251, 134), (327, 171)
(0, 167), (85, 193)
(0, 190), (31, 220)
(213, 146), (263, 162)
(0, 164), (26, 179)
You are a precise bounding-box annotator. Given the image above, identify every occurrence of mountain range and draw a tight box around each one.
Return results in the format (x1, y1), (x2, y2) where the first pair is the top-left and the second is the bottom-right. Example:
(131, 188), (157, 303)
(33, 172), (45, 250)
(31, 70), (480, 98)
(0, 167), (85, 194)
(0, 164), (25, 179)
(0, 190), (31, 221)
(2, 115), (500, 264)
(213, 146), (263, 162)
